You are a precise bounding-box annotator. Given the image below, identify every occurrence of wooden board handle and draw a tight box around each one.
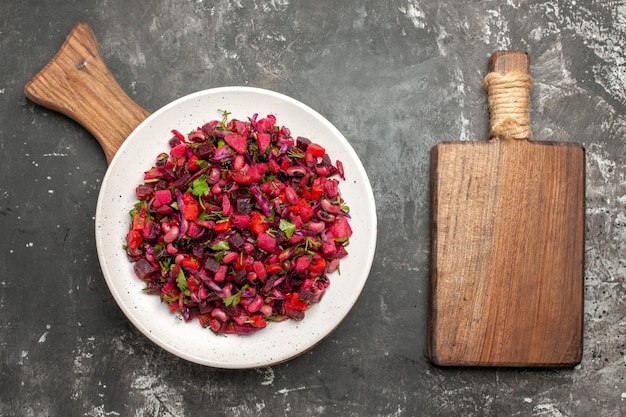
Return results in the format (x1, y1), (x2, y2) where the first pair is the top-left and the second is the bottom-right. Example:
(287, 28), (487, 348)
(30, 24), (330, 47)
(489, 50), (529, 74)
(484, 51), (532, 141)
(24, 22), (150, 164)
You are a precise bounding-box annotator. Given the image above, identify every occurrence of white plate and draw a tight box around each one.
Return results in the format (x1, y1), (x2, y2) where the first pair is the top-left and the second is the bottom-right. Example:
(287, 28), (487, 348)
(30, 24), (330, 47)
(95, 87), (377, 368)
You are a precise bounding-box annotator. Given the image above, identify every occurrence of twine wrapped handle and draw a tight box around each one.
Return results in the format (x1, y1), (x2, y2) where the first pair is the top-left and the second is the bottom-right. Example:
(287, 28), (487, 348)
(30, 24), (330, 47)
(483, 51), (533, 141)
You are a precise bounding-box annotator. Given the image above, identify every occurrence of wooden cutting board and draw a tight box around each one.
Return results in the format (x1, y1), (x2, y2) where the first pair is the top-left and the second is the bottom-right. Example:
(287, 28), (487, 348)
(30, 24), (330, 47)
(428, 51), (585, 367)
(24, 22), (150, 164)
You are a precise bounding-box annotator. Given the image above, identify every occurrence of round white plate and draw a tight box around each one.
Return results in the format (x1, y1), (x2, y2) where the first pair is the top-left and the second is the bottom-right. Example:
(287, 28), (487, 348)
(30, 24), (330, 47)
(95, 87), (377, 368)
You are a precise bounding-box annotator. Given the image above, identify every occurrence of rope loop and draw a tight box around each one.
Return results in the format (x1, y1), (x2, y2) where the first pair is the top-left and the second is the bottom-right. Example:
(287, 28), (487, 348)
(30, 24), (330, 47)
(483, 71), (533, 140)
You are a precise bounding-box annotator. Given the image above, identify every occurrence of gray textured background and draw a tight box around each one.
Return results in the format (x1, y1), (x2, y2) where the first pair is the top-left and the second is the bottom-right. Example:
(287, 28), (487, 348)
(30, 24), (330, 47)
(1, 1), (625, 416)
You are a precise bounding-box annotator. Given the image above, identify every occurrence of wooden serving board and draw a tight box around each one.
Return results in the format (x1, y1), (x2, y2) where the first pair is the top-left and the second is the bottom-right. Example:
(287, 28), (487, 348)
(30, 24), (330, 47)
(24, 22), (150, 164)
(428, 51), (585, 367)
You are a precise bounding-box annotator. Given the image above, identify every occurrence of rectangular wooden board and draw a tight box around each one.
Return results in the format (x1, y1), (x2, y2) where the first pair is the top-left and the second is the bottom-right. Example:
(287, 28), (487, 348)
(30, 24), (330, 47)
(429, 138), (585, 367)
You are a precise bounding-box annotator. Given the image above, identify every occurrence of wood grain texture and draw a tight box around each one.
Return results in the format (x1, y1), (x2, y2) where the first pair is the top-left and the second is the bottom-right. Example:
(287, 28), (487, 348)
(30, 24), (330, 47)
(24, 22), (150, 163)
(428, 51), (585, 367)
(489, 50), (529, 74)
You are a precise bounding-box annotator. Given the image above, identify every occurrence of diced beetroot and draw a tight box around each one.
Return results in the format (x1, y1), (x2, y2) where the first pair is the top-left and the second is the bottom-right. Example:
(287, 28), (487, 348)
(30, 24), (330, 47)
(186, 221), (204, 239)
(224, 133), (247, 154)
(289, 233), (305, 245)
(214, 265), (227, 282)
(257, 232), (276, 253)
(299, 288), (320, 304)
(291, 215), (304, 229)
(326, 258), (340, 273)
(231, 213), (251, 229)
(321, 233), (337, 255)
(256, 132), (271, 154)
(256, 115), (276, 132)
(204, 257), (221, 274)
(294, 256), (311, 273)
(227, 232), (245, 250)
(230, 119), (249, 135)
(154, 189), (173, 206)
(251, 163), (268, 179)
(233, 268), (248, 284)
(286, 310), (305, 320)
(170, 143), (187, 158)
(234, 195), (252, 215)
(334, 245), (349, 259)
(135, 184), (153, 200)
(328, 217), (352, 240)
(260, 179), (284, 196)
(133, 259), (157, 280)
(157, 205), (174, 215)
(268, 159), (280, 173)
